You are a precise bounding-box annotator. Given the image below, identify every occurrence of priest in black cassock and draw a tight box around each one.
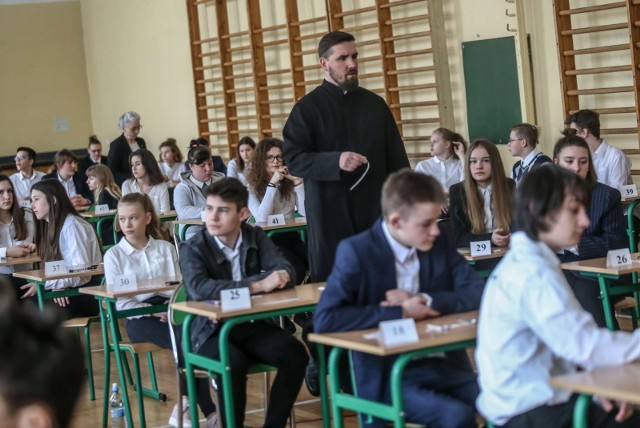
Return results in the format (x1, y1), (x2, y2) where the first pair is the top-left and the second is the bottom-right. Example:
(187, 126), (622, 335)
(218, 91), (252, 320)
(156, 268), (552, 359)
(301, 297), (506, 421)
(283, 31), (410, 283)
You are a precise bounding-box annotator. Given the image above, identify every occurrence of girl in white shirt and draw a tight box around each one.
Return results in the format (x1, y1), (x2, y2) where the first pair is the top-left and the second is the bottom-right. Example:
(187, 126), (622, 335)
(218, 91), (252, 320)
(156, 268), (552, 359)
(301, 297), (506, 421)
(0, 174), (36, 291)
(226, 136), (256, 186)
(158, 138), (185, 185)
(23, 179), (101, 317)
(122, 149), (171, 214)
(415, 127), (467, 192)
(246, 138), (308, 284)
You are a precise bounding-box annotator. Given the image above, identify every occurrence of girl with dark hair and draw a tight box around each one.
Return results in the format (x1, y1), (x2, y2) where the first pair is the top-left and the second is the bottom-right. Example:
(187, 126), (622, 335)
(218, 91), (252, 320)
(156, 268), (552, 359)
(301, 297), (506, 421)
(0, 174), (36, 290)
(449, 139), (515, 249)
(553, 131), (627, 328)
(227, 136), (256, 185)
(22, 179), (100, 317)
(122, 148), (170, 214)
(246, 138), (309, 284)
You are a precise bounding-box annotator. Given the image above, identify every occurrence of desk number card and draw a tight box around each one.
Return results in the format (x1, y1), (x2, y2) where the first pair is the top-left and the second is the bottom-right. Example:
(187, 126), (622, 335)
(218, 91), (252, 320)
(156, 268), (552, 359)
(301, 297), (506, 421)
(267, 214), (286, 226)
(95, 204), (110, 214)
(606, 248), (633, 267)
(470, 240), (492, 257)
(379, 318), (419, 347)
(113, 274), (138, 292)
(220, 287), (251, 312)
(20, 200), (30, 208)
(621, 184), (638, 198)
(45, 260), (68, 276)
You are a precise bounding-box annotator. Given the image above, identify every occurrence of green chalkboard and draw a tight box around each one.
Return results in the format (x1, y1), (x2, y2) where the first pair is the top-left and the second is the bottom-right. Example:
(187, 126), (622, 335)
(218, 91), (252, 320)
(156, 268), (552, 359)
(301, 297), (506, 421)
(462, 36), (522, 144)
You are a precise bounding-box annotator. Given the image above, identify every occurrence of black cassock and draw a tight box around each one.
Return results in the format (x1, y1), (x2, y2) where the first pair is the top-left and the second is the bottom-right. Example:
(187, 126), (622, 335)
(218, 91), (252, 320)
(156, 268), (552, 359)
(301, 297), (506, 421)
(284, 80), (409, 281)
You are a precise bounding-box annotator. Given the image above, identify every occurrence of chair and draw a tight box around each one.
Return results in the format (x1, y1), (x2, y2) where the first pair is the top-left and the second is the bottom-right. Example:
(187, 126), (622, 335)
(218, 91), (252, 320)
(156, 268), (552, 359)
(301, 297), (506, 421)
(63, 316), (100, 400)
(168, 285), (296, 428)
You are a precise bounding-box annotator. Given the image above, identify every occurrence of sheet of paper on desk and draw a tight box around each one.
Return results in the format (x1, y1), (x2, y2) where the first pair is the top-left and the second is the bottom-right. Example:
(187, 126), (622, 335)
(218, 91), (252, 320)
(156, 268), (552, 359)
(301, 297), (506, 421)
(425, 318), (477, 333)
(363, 331), (380, 341)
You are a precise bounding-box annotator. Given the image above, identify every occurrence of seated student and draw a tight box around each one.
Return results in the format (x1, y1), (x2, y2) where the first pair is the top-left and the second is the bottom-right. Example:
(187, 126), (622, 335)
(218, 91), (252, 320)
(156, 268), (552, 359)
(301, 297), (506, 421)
(226, 136), (256, 186)
(507, 123), (552, 185)
(20, 179), (101, 318)
(246, 138), (309, 284)
(0, 174), (36, 291)
(449, 139), (515, 249)
(86, 164), (121, 246)
(179, 178), (307, 428)
(0, 279), (84, 428)
(104, 192), (197, 427)
(185, 137), (227, 175)
(414, 127), (466, 192)
(553, 132), (627, 328)
(314, 169), (485, 428)
(121, 148), (171, 215)
(10, 146), (45, 203)
(158, 138), (186, 186)
(77, 135), (108, 186)
(43, 149), (93, 209)
(174, 146), (225, 241)
(476, 164), (640, 428)
(565, 109), (631, 189)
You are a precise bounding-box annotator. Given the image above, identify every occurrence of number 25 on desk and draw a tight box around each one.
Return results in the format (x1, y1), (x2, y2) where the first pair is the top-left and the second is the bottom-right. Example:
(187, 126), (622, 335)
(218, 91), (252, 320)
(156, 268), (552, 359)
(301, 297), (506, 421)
(221, 287), (251, 311)
(606, 248), (633, 268)
(470, 240), (491, 257)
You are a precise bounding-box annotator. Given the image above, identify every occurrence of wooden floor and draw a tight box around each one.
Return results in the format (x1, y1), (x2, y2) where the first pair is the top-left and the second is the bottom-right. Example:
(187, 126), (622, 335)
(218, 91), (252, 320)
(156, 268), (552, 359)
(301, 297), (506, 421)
(70, 320), (358, 428)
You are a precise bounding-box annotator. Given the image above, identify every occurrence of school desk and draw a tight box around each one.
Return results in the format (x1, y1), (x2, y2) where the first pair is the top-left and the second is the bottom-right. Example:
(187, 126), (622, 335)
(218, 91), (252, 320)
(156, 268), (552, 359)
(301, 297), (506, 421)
(172, 282), (324, 428)
(13, 264), (105, 310)
(561, 253), (640, 330)
(80, 277), (180, 428)
(0, 253), (40, 266)
(308, 311), (478, 428)
(550, 362), (640, 428)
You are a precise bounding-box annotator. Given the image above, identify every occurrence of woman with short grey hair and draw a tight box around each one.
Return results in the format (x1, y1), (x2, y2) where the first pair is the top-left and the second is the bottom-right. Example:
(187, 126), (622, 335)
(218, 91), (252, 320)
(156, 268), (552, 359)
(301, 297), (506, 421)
(107, 111), (146, 186)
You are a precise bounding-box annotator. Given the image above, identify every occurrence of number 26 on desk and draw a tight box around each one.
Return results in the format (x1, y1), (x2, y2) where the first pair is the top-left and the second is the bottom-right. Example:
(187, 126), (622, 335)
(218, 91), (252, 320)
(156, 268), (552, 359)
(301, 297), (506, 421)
(606, 248), (633, 267)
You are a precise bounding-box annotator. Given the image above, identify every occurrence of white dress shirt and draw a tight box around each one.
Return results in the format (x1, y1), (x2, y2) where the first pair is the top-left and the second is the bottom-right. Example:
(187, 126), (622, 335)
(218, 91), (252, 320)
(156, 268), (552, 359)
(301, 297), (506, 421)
(58, 173), (77, 197)
(10, 170), (45, 201)
(476, 232), (640, 425)
(121, 179), (171, 214)
(248, 183), (306, 222)
(104, 236), (179, 315)
(415, 157), (464, 192)
(480, 185), (494, 232)
(0, 209), (35, 274)
(592, 139), (631, 189)
(45, 214), (102, 290)
(214, 233), (243, 281)
(226, 159), (250, 186)
(158, 162), (185, 182)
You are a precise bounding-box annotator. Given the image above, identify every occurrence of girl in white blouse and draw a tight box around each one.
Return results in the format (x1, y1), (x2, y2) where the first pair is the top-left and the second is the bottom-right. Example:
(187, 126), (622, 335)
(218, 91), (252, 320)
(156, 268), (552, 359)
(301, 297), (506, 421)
(226, 136), (256, 186)
(122, 149), (170, 214)
(23, 179), (101, 317)
(0, 174), (36, 290)
(158, 138), (185, 185)
(246, 138), (308, 283)
(415, 127), (467, 192)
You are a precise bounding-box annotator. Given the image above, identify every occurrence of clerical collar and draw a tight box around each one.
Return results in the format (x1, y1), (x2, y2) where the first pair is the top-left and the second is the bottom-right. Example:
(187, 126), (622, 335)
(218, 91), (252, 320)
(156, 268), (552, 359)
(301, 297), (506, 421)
(322, 78), (358, 96)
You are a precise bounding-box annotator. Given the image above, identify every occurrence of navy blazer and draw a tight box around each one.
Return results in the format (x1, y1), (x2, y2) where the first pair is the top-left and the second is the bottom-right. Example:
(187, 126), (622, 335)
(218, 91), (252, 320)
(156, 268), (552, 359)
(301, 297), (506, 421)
(314, 220), (484, 419)
(560, 182), (627, 264)
(449, 179), (515, 248)
(511, 152), (552, 184)
(41, 172), (93, 204)
(107, 134), (146, 186)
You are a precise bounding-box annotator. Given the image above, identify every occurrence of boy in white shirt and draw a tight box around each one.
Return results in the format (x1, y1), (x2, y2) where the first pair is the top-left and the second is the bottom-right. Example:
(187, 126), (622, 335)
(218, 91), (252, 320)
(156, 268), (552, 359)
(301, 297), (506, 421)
(10, 146), (45, 203)
(507, 123), (551, 185)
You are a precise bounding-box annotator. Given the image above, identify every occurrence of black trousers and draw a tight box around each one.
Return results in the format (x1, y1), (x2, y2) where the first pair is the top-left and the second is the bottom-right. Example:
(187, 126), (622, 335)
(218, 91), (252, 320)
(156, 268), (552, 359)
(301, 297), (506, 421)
(271, 232), (309, 284)
(197, 320), (308, 428)
(501, 394), (640, 428)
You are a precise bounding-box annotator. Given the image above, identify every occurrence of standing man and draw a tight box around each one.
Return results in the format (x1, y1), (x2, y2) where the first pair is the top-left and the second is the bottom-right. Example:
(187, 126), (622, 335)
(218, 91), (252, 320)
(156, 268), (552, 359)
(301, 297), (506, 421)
(283, 31), (409, 282)
(10, 147), (45, 203)
(77, 135), (107, 186)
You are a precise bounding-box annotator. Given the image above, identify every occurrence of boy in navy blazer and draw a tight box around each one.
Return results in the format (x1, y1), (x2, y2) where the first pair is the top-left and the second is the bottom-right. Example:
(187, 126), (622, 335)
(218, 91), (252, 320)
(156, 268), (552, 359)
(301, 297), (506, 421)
(314, 169), (484, 428)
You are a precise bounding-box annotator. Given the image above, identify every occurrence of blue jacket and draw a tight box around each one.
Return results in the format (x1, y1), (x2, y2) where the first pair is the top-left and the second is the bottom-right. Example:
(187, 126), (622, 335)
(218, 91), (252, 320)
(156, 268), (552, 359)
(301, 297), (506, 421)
(179, 223), (295, 352)
(314, 220), (484, 418)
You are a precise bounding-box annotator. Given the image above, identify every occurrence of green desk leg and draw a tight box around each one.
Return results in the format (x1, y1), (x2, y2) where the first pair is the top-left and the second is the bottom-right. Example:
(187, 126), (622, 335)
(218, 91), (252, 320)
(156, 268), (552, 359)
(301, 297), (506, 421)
(34, 280), (46, 310)
(99, 300), (112, 428)
(182, 314), (201, 428)
(573, 394), (591, 428)
(315, 343), (331, 428)
(328, 347), (346, 428)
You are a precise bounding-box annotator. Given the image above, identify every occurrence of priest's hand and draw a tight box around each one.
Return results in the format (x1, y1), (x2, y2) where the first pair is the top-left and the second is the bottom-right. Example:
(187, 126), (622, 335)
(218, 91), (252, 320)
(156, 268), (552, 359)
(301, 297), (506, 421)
(339, 151), (367, 172)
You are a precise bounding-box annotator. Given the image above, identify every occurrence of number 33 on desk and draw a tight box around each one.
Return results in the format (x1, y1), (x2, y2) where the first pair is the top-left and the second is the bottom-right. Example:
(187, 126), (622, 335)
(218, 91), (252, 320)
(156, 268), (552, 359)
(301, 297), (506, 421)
(220, 287), (251, 311)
